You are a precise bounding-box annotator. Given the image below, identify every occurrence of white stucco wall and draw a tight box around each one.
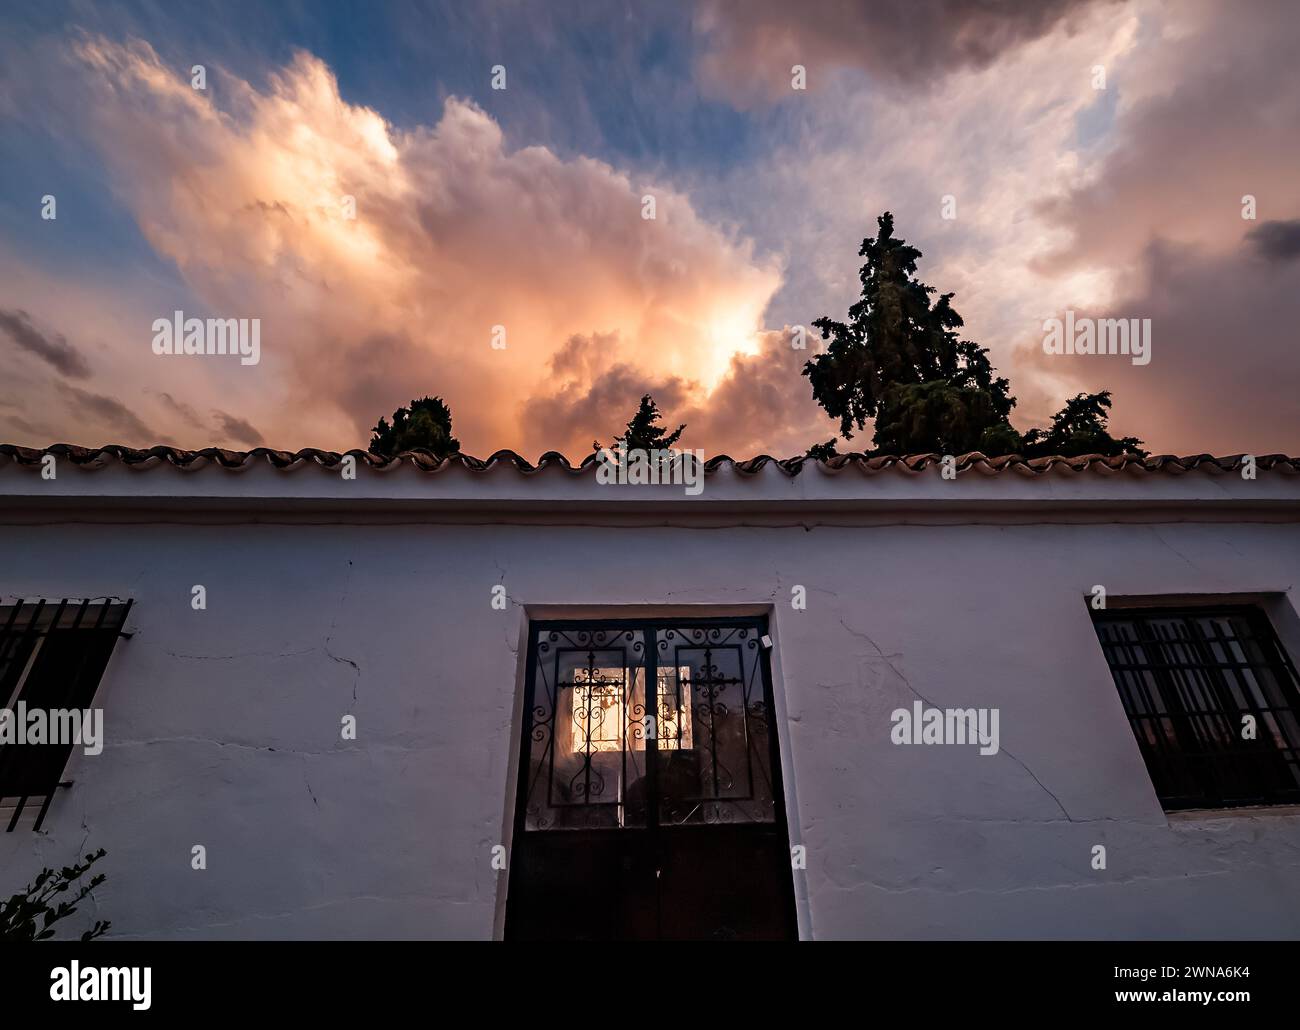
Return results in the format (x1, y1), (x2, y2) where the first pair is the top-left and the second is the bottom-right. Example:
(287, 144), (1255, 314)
(2, 459), (1299, 939)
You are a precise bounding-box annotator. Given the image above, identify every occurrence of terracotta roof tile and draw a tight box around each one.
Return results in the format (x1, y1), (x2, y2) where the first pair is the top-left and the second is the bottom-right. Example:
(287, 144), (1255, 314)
(1, 443), (1297, 479)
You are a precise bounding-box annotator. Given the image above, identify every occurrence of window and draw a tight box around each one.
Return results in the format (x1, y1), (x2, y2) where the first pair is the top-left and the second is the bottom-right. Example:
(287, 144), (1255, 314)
(520, 620), (781, 830)
(0, 599), (133, 831)
(568, 665), (692, 754)
(1092, 605), (1300, 810)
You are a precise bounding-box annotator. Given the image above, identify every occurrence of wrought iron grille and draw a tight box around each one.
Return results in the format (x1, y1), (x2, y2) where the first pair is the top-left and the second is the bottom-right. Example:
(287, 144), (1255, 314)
(518, 618), (782, 831)
(0, 598), (133, 831)
(1091, 605), (1300, 810)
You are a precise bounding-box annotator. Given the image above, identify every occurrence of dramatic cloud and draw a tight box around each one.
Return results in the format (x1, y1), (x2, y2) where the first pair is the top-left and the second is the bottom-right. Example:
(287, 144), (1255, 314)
(1016, 236), (1300, 455)
(1246, 220), (1300, 264)
(682, 327), (831, 456)
(56, 382), (155, 441)
(695, 0), (1116, 104)
(1016, 0), (1300, 452)
(0, 2), (1294, 457)
(149, 391), (264, 446)
(212, 410), (264, 447)
(522, 326), (829, 457)
(707, 1), (1142, 437)
(521, 332), (696, 453)
(0, 308), (91, 378)
(39, 36), (787, 456)
(701, 0), (1298, 453)
(1034, 0), (1300, 279)
(153, 391), (204, 428)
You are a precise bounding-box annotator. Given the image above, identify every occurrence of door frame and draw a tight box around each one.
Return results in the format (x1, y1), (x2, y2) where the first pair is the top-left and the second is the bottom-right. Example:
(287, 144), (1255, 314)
(500, 611), (800, 939)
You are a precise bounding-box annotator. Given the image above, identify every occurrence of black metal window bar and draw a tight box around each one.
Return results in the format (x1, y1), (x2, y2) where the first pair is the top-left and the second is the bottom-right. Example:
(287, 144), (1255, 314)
(519, 618), (781, 831)
(0, 598), (133, 831)
(1091, 606), (1300, 810)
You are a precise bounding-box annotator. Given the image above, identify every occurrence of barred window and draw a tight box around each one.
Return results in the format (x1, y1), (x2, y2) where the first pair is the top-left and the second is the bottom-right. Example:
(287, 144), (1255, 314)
(1092, 606), (1300, 810)
(519, 620), (780, 831)
(0, 599), (132, 831)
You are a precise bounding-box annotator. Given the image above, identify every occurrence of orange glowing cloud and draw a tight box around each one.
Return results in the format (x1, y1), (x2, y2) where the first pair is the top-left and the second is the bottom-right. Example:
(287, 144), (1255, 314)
(39, 35), (794, 456)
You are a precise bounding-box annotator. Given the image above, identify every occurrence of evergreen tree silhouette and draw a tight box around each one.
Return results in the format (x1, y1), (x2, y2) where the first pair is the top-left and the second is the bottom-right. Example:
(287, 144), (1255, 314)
(369, 396), (460, 458)
(804, 212), (1144, 457)
(597, 393), (686, 454)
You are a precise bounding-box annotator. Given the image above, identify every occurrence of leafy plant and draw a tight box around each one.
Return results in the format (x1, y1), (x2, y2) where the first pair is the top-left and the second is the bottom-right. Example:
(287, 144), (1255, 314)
(805, 438), (839, 461)
(2, 848), (110, 941)
(1021, 390), (1145, 459)
(368, 395), (461, 458)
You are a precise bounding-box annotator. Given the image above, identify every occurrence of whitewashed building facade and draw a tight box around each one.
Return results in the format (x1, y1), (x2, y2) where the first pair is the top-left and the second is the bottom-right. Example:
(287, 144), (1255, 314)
(2, 444), (1299, 940)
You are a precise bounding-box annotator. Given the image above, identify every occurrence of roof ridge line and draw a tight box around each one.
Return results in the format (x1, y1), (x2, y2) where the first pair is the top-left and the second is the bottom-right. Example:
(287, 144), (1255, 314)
(0, 443), (1296, 478)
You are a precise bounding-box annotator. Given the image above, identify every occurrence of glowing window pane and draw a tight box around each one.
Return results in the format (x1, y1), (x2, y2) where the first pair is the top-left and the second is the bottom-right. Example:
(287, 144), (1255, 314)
(569, 666), (692, 752)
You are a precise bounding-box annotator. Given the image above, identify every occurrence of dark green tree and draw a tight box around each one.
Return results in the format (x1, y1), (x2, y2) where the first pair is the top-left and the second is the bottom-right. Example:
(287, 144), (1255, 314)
(1022, 391), (1144, 458)
(803, 212), (1019, 455)
(369, 396), (460, 458)
(805, 438), (839, 461)
(804, 212), (1143, 457)
(597, 393), (685, 453)
(2, 848), (110, 941)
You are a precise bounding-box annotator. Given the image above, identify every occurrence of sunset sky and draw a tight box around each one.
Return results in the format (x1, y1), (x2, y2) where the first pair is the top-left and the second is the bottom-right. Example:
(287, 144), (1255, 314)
(1, 0), (1296, 458)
